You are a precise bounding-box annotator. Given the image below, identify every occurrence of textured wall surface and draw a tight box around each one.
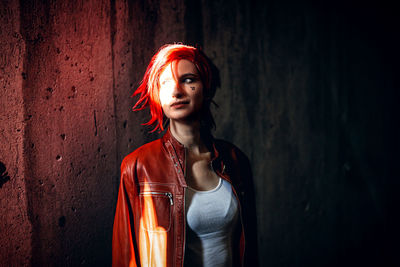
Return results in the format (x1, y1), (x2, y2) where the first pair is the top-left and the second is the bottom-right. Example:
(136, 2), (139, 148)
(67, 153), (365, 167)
(0, 1), (31, 265)
(1, 0), (398, 266)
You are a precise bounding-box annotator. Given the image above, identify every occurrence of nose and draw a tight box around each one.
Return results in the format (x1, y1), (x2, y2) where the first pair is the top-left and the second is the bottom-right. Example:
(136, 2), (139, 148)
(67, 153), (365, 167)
(171, 82), (184, 99)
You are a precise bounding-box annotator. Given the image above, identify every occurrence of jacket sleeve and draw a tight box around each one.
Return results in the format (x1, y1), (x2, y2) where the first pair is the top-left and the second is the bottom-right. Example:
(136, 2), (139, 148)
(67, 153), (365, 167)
(237, 149), (260, 267)
(112, 159), (139, 267)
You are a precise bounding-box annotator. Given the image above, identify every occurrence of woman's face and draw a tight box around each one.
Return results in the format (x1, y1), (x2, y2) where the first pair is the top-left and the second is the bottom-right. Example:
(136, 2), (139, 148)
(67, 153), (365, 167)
(159, 59), (204, 122)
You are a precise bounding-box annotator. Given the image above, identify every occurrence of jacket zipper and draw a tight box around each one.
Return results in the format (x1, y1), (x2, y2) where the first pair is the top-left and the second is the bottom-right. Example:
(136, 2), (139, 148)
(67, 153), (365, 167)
(139, 191), (174, 206)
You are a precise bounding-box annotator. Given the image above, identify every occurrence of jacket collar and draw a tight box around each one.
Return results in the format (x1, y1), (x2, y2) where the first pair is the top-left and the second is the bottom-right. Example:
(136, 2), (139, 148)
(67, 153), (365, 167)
(161, 127), (219, 160)
(161, 128), (229, 182)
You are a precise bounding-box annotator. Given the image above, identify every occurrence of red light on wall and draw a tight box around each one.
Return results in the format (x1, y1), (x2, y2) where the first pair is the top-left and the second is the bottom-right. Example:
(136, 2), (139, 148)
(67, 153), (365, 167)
(139, 183), (167, 266)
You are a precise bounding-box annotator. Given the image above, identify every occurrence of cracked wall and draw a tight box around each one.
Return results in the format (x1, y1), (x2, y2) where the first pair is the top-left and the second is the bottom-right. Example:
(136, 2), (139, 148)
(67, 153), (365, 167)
(0, 0), (398, 266)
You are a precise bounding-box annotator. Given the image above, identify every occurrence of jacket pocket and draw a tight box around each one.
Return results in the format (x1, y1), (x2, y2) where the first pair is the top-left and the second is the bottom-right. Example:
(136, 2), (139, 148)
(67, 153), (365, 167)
(139, 191), (173, 232)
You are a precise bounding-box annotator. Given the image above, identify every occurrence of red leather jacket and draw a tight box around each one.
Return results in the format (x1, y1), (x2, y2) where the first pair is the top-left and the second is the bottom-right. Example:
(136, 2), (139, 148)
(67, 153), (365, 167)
(112, 129), (259, 267)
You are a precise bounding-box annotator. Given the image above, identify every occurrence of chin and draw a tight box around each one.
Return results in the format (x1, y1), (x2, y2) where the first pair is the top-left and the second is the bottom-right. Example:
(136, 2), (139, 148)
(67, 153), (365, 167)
(168, 112), (201, 123)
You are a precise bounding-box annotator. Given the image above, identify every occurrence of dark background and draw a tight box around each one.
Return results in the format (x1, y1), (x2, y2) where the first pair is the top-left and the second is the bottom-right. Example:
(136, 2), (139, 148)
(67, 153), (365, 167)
(1, 0), (399, 266)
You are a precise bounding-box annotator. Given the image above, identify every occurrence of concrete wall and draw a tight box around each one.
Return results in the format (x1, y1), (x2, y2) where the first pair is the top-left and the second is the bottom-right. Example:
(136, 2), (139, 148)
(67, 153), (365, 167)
(1, 0), (398, 266)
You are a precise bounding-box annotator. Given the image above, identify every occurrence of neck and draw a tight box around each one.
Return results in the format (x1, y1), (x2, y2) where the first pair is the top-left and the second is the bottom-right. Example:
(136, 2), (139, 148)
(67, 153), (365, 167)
(169, 119), (207, 154)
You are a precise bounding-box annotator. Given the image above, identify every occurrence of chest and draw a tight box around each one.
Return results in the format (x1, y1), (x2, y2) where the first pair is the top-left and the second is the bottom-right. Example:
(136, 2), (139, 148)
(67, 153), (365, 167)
(185, 178), (239, 235)
(186, 155), (220, 191)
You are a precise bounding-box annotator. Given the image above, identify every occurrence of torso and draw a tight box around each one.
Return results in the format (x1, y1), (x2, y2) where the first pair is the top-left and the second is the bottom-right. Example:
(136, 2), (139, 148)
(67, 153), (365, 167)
(184, 178), (239, 267)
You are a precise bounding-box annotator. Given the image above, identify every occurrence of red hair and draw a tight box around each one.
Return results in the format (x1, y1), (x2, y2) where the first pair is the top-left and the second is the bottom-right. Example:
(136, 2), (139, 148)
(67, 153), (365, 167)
(132, 44), (214, 132)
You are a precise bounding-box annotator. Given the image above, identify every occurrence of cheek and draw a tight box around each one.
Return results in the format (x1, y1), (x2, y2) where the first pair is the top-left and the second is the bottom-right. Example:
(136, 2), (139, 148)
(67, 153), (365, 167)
(192, 84), (204, 104)
(159, 87), (172, 106)
(161, 104), (168, 116)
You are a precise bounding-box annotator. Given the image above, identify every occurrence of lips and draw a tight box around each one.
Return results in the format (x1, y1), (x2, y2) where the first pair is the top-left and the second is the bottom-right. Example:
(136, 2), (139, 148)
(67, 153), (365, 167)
(170, 100), (189, 107)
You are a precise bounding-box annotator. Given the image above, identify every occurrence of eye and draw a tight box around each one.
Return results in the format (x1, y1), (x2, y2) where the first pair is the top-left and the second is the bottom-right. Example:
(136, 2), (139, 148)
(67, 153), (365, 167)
(182, 78), (194, 83)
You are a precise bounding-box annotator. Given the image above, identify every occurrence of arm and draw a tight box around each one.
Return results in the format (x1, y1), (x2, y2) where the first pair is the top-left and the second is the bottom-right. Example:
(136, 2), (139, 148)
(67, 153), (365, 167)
(241, 155), (259, 267)
(112, 159), (139, 267)
(235, 148), (260, 267)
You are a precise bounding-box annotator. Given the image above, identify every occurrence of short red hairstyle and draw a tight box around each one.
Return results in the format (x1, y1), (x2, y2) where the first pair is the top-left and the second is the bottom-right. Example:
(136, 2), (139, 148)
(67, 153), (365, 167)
(132, 44), (216, 132)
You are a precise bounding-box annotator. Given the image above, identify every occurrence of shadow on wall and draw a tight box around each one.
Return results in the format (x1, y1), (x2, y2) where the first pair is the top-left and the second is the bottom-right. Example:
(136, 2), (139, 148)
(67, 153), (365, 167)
(0, 162), (10, 188)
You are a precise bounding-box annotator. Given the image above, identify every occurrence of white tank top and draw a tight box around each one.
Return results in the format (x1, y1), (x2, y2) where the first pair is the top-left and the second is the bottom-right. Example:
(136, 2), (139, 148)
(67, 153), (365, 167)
(184, 178), (239, 267)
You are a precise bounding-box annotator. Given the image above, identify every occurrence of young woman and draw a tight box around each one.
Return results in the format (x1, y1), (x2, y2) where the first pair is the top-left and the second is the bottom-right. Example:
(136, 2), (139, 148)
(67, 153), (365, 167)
(112, 44), (258, 267)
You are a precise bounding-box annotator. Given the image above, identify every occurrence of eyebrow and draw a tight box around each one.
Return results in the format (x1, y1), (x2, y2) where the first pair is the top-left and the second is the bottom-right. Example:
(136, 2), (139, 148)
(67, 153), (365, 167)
(160, 73), (199, 83)
(180, 73), (198, 78)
